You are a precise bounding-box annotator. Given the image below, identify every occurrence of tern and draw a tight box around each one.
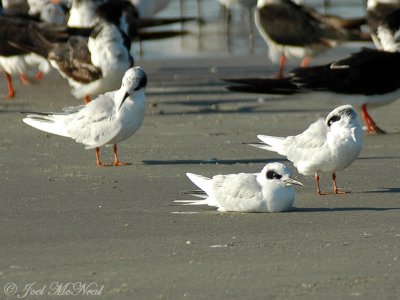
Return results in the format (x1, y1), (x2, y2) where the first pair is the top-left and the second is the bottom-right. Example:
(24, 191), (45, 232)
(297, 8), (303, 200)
(22, 66), (147, 167)
(176, 162), (302, 212)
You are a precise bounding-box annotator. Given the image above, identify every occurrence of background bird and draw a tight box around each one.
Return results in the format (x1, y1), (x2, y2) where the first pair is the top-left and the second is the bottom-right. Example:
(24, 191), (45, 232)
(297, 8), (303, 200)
(225, 48), (400, 134)
(367, 0), (400, 49)
(17, 0), (134, 103)
(254, 0), (349, 78)
(376, 7), (400, 52)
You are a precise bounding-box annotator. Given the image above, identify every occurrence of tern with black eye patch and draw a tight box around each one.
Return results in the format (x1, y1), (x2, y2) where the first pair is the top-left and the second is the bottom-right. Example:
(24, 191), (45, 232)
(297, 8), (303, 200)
(247, 105), (363, 195)
(175, 162), (302, 213)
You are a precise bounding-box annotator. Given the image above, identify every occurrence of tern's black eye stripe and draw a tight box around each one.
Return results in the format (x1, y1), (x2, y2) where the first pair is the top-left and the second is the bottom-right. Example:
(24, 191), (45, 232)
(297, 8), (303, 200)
(266, 170), (282, 180)
(327, 115), (341, 127)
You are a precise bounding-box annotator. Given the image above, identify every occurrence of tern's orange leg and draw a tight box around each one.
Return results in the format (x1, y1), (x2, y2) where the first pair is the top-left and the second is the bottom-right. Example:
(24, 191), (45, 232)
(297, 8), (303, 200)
(276, 54), (286, 79)
(300, 56), (311, 68)
(95, 147), (104, 167)
(19, 73), (31, 85)
(5, 73), (15, 98)
(84, 95), (91, 104)
(361, 104), (385, 134)
(331, 173), (351, 194)
(35, 71), (44, 80)
(112, 144), (131, 166)
(315, 174), (327, 195)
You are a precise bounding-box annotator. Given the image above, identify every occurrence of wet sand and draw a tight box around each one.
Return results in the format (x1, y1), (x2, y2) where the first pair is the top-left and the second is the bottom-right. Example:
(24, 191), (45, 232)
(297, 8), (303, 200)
(0, 46), (399, 299)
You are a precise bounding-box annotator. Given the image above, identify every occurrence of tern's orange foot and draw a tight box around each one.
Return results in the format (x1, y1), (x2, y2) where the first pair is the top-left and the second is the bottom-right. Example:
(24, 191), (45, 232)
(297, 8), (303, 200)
(96, 162), (113, 167)
(3, 91), (15, 99)
(366, 126), (386, 135)
(114, 161), (132, 166)
(317, 191), (329, 196)
(331, 189), (351, 195)
(35, 71), (44, 80)
(19, 74), (31, 85)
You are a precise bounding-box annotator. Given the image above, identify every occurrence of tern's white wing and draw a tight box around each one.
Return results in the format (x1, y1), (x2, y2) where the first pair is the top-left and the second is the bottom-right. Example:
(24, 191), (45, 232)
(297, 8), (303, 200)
(67, 92), (120, 149)
(211, 173), (264, 211)
(281, 118), (330, 174)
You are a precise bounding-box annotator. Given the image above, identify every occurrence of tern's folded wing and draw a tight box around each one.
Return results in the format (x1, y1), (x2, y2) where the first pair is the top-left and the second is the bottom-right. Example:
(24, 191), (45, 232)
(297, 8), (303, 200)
(212, 174), (262, 208)
(66, 94), (119, 148)
(283, 118), (328, 164)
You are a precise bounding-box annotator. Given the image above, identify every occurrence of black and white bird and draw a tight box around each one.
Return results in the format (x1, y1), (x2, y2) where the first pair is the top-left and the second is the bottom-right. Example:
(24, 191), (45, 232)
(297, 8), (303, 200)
(27, 0), (68, 25)
(247, 105), (363, 195)
(254, 0), (349, 78)
(17, 0), (134, 103)
(67, 0), (193, 39)
(0, 14), (69, 98)
(367, 0), (400, 49)
(376, 7), (400, 52)
(176, 162), (302, 212)
(22, 66), (147, 167)
(226, 48), (400, 134)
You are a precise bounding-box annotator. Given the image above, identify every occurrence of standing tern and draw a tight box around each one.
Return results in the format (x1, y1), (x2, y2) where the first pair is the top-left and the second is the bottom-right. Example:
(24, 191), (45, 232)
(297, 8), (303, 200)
(247, 105), (363, 195)
(22, 66), (147, 167)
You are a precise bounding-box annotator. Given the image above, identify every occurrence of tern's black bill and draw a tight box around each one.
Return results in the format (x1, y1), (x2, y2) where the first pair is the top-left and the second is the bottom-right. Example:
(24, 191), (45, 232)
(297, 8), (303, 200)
(118, 92), (130, 110)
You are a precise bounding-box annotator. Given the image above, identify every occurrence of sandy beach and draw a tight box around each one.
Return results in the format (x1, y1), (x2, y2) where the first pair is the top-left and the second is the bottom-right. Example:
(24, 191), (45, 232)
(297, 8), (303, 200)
(0, 42), (400, 299)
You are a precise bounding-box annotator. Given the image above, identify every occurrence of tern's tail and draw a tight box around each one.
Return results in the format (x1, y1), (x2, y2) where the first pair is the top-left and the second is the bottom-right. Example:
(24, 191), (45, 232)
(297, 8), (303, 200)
(22, 112), (70, 137)
(185, 173), (213, 195)
(247, 135), (286, 153)
(174, 199), (210, 206)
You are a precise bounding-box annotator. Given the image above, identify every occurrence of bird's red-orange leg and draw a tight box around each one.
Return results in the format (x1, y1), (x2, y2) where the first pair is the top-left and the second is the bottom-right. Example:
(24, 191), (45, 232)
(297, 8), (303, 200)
(95, 147), (104, 167)
(300, 56), (311, 68)
(5, 73), (15, 98)
(112, 144), (131, 166)
(361, 104), (385, 134)
(35, 71), (44, 80)
(315, 174), (327, 195)
(84, 95), (91, 104)
(331, 173), (350, 194)
(19, 73), (30, 85)
(276, 54), (286, 79)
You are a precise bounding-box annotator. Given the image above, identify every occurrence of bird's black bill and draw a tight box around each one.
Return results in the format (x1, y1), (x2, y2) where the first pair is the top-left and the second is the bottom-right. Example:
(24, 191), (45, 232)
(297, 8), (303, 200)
(118, 92), (130, 110)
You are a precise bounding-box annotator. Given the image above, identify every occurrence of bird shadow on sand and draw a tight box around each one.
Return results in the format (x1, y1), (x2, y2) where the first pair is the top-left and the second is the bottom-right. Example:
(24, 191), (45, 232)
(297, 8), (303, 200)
(0, 102), (29, 113)
(167, 207), (400, 214)
(142, 158), (287, 165)
(358, 156), (400, 160)
(150, 107), (328, 116)
(363, 187), (400, 194)
(292, 207), (400, 213)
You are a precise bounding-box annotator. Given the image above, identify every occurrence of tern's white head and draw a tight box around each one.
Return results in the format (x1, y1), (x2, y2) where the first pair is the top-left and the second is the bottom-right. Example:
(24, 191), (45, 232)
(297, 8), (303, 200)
(325, 105), (359, 129)
(117, 66), (147, 110)
(258, 162), (303, 188)
(122, 66), (147, 94)
(257, 162), (302, 212)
